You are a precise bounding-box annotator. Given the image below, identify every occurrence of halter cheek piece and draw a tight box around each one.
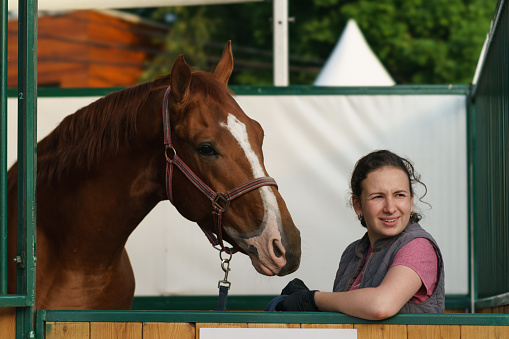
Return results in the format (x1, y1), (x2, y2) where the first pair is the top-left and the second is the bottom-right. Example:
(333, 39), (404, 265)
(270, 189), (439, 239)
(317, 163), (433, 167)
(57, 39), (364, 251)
(162, 85), (278, 254)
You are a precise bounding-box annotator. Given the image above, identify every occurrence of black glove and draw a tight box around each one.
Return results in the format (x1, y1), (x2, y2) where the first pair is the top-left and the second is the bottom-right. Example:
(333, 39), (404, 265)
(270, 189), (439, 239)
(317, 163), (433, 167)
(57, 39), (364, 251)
(275, 289), (319, 312)
(281, 278), (311, 295)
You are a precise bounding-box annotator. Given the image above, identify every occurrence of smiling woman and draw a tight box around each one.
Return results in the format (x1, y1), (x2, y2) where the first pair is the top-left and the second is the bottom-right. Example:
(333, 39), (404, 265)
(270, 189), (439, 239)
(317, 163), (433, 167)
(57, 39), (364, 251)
(271, 150), (445, 320)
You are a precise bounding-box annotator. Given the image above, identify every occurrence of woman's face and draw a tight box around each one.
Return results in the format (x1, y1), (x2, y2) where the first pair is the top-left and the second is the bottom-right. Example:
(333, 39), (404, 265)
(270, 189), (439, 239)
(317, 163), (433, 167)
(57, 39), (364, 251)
(353, 166), (414, 246)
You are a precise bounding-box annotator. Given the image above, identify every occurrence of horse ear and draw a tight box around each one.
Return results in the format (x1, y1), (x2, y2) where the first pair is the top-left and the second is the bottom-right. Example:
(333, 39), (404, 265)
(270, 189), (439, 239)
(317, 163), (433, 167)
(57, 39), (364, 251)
(212, 41), (233, 85)
(170, 54), (192, 105)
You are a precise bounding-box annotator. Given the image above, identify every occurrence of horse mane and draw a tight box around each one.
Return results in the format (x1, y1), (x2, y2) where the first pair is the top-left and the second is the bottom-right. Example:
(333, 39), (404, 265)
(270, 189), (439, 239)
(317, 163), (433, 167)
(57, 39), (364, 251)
(7, 69), (232, 190)
(35, 80), (156, 184)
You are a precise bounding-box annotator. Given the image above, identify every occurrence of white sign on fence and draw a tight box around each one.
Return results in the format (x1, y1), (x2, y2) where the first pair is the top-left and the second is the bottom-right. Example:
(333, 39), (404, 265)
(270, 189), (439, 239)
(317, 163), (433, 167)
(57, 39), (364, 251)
(200, 328), (357, 339)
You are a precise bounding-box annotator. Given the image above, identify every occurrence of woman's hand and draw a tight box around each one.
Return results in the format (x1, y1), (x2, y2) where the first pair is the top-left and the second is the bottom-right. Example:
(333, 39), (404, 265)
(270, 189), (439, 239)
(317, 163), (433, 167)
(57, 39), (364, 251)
(281, 278), (310, 295)
(274, 278), (320, 312)
(275, 290), (319, 312)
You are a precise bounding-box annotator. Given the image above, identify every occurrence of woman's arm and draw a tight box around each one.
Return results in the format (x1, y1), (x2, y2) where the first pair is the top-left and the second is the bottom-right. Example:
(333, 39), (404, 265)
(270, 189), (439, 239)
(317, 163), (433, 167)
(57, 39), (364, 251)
(314, 265), (422, 320)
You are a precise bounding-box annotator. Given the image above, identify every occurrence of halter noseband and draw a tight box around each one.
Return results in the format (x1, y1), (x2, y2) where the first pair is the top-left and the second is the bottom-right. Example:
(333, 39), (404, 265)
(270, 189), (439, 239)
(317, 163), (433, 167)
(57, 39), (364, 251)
(162, 85), (278, 254)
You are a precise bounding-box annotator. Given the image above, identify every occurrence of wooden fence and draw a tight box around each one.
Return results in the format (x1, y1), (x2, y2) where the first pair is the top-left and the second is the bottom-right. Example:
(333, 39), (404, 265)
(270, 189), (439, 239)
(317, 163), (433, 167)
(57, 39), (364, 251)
(43, 322), (509, 339)
(3, 308), (509, 339)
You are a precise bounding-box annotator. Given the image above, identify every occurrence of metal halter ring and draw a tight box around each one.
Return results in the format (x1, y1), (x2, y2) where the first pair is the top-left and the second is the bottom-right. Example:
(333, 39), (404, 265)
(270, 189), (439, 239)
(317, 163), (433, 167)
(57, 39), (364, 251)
(219, 248), (233, 263)
(165, 147), (176, 161)
(213, 193), (230, 212)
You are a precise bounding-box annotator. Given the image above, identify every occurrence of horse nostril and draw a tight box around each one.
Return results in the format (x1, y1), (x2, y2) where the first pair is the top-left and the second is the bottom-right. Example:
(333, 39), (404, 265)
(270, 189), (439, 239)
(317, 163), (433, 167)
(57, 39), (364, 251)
(273, 240), (283, 258)
(248, 245), (259, 257)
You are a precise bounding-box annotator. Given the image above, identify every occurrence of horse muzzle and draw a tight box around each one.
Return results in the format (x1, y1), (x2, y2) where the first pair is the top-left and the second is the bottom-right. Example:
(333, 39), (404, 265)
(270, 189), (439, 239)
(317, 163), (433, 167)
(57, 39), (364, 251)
(246, 235), (301, 277)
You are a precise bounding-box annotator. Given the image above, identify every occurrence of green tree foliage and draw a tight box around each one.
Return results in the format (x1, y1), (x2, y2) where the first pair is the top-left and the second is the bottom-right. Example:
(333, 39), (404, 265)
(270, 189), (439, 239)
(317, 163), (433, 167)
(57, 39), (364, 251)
(140, 0), (494, 85)
(139, 6), (217, 83)
(338, 0), (494, 83)
(139, 3), (277, 85)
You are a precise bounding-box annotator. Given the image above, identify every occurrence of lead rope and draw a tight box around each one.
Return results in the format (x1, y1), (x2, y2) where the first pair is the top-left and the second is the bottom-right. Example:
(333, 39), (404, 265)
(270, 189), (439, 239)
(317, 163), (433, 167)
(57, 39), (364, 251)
(217, 249), (232, 311)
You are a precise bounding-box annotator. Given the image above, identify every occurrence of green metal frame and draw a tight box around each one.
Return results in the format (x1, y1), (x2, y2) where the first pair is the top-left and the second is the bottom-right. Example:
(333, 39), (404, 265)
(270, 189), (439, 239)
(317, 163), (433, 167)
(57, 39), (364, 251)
(470, 0), (509, 308)
(130, 294), (471, 312)
(16, 0), (38, 308)
(131, 295), (276, 311)
(1, 84), (473, 338)
(467, 85), (477, 313)
(0, 0), (38, 338)
(2, 0), (509, 337)
(231, 84), (470, 96)
(36, 310), (509, 330)
(5, 84), (470, 98)
(16, 0), (38, 335)
(0, 0), (9, 298)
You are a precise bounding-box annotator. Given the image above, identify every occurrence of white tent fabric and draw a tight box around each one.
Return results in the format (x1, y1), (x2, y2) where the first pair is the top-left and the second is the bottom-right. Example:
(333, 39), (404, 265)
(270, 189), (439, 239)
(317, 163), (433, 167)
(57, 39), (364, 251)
(8, 0), (262, 11)
(314, 19), (395, 86)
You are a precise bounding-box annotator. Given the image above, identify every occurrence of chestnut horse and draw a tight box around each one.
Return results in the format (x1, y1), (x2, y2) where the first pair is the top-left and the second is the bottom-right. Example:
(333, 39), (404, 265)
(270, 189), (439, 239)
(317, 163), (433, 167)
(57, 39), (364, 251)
(7, 42), (301, 310)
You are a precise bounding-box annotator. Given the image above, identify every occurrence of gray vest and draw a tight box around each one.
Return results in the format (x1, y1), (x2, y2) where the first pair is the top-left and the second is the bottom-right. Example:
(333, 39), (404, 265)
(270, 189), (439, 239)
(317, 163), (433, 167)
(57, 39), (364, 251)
(332, 223), (445, 313)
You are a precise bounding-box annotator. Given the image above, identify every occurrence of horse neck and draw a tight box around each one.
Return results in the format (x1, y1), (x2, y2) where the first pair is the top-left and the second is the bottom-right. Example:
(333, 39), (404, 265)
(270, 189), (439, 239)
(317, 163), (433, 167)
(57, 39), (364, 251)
(38, 110), (166, 264)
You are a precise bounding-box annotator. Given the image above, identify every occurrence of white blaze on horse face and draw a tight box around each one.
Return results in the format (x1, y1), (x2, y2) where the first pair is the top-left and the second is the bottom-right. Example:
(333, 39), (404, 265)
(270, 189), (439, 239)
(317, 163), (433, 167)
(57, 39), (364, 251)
(221, 114), (285, 275)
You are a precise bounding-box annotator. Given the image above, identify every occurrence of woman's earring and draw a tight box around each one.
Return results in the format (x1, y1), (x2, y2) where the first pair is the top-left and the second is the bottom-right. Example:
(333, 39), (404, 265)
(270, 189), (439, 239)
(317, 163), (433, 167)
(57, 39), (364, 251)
(410, 212), (414, 218)
(358, 214), (363, 221)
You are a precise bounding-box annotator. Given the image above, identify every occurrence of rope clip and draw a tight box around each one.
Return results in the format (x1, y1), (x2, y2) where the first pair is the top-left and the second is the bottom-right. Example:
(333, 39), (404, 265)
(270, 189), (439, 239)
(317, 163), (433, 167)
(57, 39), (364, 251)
(218, 249), (232, 289)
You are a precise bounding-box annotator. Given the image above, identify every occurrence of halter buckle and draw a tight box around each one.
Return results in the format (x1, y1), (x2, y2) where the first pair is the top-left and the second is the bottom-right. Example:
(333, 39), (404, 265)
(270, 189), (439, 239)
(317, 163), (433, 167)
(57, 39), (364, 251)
(213, 193), (230, 212)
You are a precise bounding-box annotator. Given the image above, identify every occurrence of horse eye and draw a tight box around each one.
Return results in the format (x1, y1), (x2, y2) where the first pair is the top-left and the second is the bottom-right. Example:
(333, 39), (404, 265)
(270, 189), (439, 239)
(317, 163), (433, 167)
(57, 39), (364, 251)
(198, 144), (217, 156)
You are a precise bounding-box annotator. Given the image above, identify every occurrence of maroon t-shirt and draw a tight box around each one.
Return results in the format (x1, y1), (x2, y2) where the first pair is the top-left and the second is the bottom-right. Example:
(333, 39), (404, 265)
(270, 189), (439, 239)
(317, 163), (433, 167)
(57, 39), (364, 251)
(349, 238), (438, 303)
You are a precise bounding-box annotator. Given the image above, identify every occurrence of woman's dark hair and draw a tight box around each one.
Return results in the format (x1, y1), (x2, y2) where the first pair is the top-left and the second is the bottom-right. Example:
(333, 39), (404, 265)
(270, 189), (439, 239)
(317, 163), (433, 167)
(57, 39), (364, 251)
(350, 150), (427, 227)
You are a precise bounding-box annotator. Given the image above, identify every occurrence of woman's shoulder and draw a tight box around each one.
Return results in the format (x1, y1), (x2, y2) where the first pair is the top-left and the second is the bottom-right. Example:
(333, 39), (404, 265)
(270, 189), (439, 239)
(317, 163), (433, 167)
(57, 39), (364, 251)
(402, 223), (439, 246)
(395, 238), (436, 261)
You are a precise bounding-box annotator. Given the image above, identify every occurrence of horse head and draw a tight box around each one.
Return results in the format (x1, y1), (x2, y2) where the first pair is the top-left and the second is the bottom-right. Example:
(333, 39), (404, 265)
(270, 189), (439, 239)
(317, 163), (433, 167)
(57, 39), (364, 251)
(165, 41), (301, 276)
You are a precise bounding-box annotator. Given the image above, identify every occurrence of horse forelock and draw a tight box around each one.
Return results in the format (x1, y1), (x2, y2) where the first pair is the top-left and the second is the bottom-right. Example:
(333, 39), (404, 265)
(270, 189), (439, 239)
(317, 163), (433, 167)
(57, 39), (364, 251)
(189, 71), (234, 104)
(35, 81), (154, 184)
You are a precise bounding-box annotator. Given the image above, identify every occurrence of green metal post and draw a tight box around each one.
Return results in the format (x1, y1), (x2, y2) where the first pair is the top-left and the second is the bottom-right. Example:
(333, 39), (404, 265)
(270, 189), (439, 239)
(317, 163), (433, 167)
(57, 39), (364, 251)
(467, 90), (477, 313)
(0, 0), (9, 297)
(16, 0), (38, 336)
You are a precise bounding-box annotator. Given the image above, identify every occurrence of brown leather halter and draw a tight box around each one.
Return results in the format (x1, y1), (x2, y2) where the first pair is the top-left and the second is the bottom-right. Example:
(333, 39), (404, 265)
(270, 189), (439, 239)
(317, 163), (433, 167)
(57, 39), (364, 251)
(162, 85), (278, 254)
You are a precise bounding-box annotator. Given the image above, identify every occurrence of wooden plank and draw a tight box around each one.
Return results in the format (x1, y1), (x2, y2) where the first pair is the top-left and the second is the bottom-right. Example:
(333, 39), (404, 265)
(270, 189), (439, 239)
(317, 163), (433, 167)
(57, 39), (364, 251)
(354, 324), (407, 339)
(407, 325), (460, 338)
(88, 64), (143, 87)
(38, 13), (88, 40)
(248, 323), (300, 328)
(460, 325), (509, 339)
(196, 322), (247, 339)
(7, 9), (166, 88)
(301, 323), (354, 329)
(494, 305), (509, 313)
(0, 307), (16, 339)
(478, 305), (509, 313)
(143, 322), (195, 339)
(45, 322), (90, 339)
(90, 322), (142, 339)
